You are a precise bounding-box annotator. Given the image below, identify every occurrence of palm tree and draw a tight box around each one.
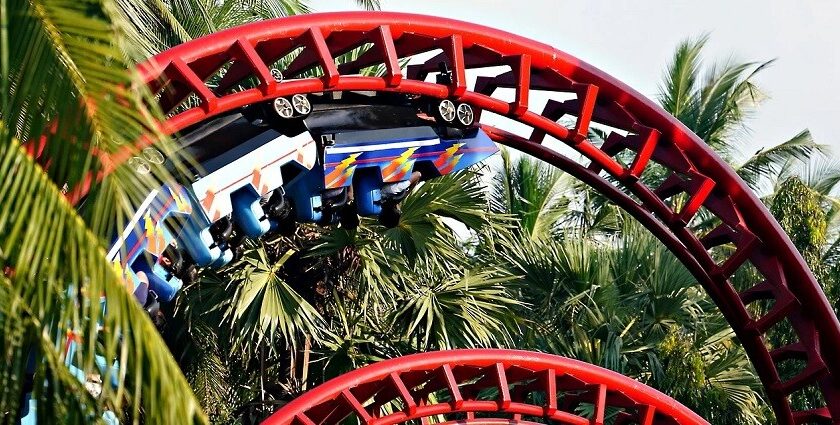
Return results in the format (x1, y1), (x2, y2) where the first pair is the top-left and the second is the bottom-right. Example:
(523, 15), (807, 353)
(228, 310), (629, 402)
(659, 37), (840, 414)
(116, 0), (380, 63)
(478, 35), (840, 424)
(0, 0), (205, 422)
(658, 35), (825, 194)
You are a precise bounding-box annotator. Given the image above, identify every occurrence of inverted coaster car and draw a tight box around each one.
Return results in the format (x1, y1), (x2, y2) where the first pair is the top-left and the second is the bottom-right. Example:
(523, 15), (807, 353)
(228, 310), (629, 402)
(106, 92), (498, 312)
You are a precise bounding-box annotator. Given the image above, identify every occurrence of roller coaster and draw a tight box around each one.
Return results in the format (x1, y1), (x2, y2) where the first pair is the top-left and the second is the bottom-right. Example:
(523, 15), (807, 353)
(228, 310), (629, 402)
(18, 11), (840, 425)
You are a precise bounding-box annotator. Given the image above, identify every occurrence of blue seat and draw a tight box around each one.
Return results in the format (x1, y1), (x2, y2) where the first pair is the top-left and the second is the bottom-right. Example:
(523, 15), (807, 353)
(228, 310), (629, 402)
(210, 249), (234, 267)
(355, 174), (383, 216)
(177, 220), (223, 267)
(231, 188), (270, 238)
(131, 261), (181, 303)
(286, 167), (325, 223)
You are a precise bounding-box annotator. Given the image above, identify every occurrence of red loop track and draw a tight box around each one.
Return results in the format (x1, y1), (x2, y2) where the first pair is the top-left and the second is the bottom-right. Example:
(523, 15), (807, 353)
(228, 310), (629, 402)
(78, 12), (840, 423)
(262, 349), (709, 425)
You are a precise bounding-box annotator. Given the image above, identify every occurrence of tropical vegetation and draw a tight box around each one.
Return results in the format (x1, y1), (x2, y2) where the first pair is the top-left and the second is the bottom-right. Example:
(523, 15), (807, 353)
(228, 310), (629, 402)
(1, 1), (838, 424)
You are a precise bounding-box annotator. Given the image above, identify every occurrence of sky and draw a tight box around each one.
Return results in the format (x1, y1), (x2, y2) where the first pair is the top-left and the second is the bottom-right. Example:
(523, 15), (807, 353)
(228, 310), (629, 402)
(312, 0), (840, 158)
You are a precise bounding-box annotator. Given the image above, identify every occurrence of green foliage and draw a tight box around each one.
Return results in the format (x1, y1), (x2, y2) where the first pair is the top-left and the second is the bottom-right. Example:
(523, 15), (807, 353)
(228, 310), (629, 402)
(5, 1), (837, 423)
(490, 148), (569, 239)
(0, 0), (205, 422)
(654, 330), (768, 424)
(766, 177), (838, 412)
(485, 154), (770, 424)
(660, 35), (840, 420)
(737, 130), (825, 191)
(0, 0), (387, 423)
(389, 266), (522, 350)
(164, 168), (522, 423)
(771, 177), (828, 266)
(658, 36), (825, 195)
(223, 243), (324, 353)
(115, 0), (378, 62)
(658, 34), (768, 160)
(118, 0), (312, 60)
(157, 24), (836, 425)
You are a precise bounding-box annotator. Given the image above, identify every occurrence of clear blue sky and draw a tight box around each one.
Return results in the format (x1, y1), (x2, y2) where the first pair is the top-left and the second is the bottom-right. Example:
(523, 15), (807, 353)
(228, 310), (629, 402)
(313, 0), (840, 158)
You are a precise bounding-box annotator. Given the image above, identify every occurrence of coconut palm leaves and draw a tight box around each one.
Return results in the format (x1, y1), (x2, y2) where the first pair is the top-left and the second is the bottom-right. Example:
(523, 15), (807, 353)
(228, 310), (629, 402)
(161, 168), (523, 422)
(657, 34), (769, 160)
(490, 149), (569, 239)
(116, 0), (312, 62)
(223, 242), (324, 353)
(736, 129), (825, 191)
(115, 0), (380, 63)
(389, 266), (522, 350)
(658, 35), (826, 194)
(483, 148), (769, 423)
(0, 0), (205, 422)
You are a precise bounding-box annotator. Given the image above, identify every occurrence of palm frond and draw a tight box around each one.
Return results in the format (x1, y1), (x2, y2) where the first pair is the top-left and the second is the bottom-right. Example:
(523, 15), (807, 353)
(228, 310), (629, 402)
(116, 0), (311, 61)
(489, 149), (569, 239)
(774, 154), (840, 197)
(3, 0), (180, 241)
(657, 35), (775, 163)
(184, 323), (233, 421)
(224, 243), (325, 354)
(352, 0), (380, 11)
(389, 266), (522, 350)
(736, 130), (825, 191)
(0, 141), (206, 422)
(1, 0), (205, 421)
(658, 34), (708, 118)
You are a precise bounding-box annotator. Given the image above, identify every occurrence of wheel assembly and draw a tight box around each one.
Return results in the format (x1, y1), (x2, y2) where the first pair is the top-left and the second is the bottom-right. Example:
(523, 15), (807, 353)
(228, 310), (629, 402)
(456, 102), (475, 126)
(436, 98), (457, 123)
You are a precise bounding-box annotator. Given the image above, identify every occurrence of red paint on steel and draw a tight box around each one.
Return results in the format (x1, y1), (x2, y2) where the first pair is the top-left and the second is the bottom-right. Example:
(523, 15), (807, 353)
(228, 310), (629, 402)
(261, 350), (708, 425)
(59, 12), (840, 423)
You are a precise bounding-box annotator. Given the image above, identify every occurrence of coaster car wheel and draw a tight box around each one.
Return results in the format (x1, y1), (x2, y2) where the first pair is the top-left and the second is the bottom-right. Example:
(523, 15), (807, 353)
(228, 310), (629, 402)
(291, 94), (311, 115)
(434, 99), (457, 124)
(456, 102), (475, 127)
(273, 94), (312, 119)
(273, 97), (295, 119)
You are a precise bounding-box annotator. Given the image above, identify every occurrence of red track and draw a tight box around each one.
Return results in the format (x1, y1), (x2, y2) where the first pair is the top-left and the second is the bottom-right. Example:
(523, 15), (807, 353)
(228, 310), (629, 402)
(74, 12), (840, 423)
(262, 349), (709, 425)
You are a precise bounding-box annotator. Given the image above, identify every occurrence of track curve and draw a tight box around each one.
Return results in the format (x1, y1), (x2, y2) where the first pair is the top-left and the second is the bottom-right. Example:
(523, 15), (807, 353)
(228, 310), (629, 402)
(262, 349), (709, 425)
(71, 12), (840, 423)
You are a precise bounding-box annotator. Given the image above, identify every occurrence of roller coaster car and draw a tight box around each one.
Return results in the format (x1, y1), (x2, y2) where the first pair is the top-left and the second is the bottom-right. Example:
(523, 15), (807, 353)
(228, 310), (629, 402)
(286, 95), (498, 227)
(106, 93), (498, 311)
(106, 96), (318, 308)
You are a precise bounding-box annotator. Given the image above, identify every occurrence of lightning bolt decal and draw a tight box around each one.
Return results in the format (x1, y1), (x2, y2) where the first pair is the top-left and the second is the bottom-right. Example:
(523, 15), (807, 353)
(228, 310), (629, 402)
(144, 212), (154, 239)
(169, 186), (191, 213)
(325, 153), (361, 188)
(383, 148), (419, 182)
(434, 143), (465, 173)
(144, 211), (166, 256)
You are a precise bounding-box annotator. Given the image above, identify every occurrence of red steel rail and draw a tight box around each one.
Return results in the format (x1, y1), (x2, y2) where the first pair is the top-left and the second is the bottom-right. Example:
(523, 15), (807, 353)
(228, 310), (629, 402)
(68, 12), (840, 423)
(262, 349), (710, 425)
